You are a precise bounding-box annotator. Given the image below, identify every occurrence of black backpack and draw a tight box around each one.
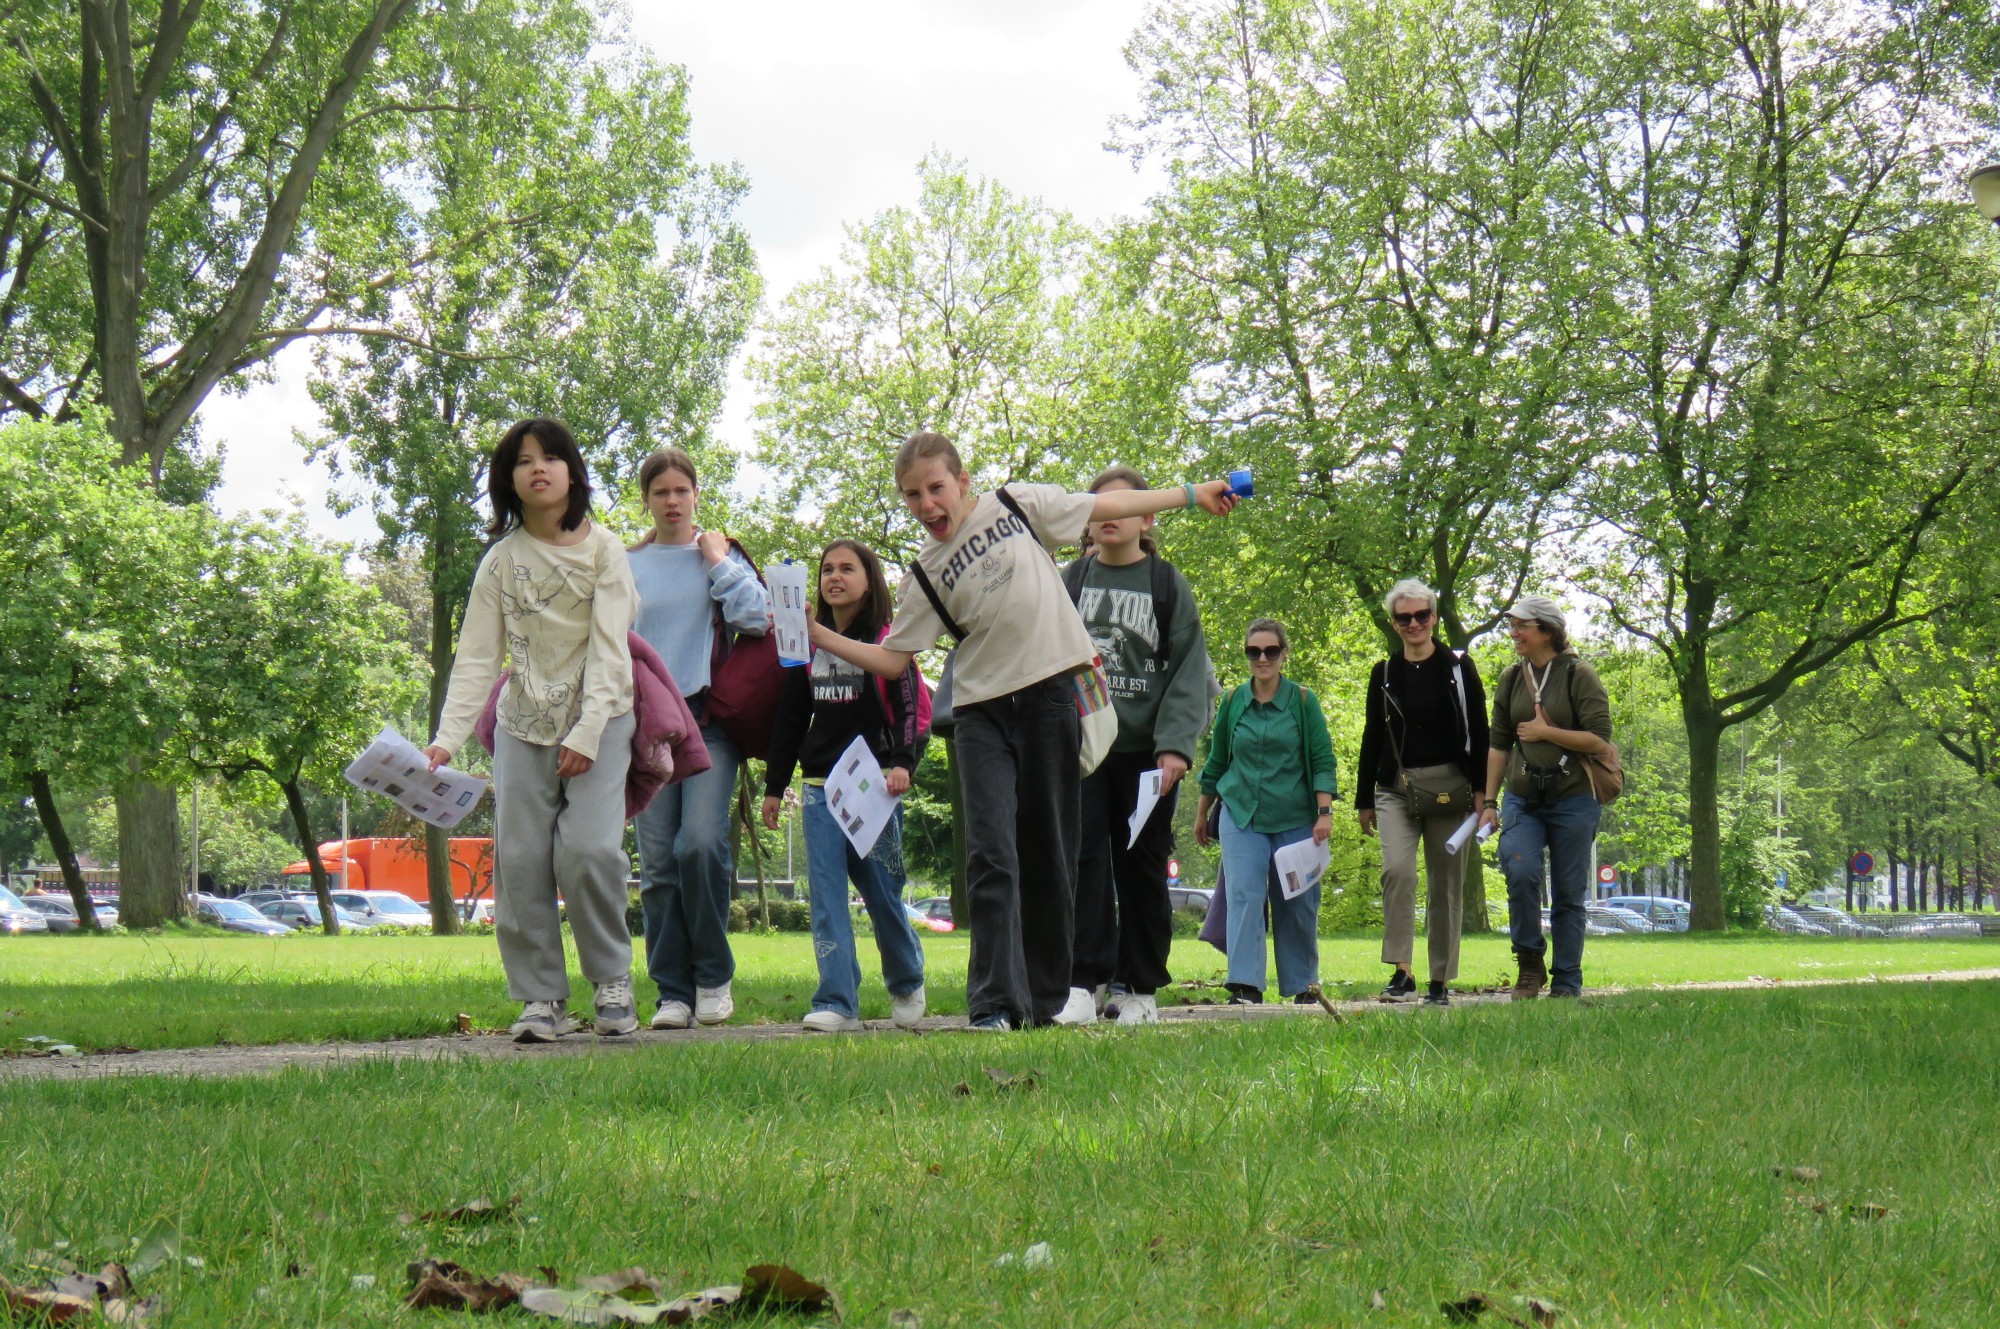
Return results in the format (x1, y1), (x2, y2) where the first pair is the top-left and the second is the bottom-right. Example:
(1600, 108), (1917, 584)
(1060, 549), (1179, 668)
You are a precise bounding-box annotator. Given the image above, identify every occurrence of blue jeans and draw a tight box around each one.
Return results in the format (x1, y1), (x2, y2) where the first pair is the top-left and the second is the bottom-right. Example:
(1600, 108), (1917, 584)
(1218, 807), (1320, 996)
(634, 722), (740, 1005)
(1499, 792), (1601, 994)
(802, 785), (925, 1018)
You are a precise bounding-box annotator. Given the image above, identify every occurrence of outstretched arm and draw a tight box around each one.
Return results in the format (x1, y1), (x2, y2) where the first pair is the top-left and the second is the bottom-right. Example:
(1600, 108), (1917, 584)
(1091, 478), (1240, 521)
(808, 619), (917, 680)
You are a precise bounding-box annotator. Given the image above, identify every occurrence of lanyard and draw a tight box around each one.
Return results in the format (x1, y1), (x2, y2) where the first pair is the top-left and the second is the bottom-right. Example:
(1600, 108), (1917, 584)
(1524, 657), (1555, 708)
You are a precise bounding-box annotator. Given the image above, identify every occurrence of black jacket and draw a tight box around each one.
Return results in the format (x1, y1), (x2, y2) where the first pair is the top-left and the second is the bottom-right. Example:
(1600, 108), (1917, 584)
(764, 617), (923, 797)
(1353, 649), (1489, 809)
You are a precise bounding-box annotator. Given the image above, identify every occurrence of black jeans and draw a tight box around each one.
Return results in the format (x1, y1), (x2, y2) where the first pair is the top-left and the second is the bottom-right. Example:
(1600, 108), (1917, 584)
(953, 672), (1081, 1025)
(1073, 748), (1177, 995)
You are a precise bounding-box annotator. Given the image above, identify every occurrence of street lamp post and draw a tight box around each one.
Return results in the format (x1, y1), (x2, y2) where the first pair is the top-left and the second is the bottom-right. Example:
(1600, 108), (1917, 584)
(1967, 164), (2000, 224)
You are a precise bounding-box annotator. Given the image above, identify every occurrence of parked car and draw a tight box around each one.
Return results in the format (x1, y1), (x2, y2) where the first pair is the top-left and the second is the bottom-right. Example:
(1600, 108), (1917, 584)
(240, 888), (312, 911)
(903, 902), (953, 933)
(1600, 895), (1690, 931)
(1586, 904), (1655, 934)
(328, 890), (435, 928)
(1790, 904), (1882, 937)
(0, 885), (51, 934)
(196, 895), (294, 936)
(19, 894), (119, 932)
(1764, 904), (1832, 936)
(1168, 886), (1214, 912)
(459, 898), (498, 925)
(911, 896), (954, 925)
(255, 899), (380, 931)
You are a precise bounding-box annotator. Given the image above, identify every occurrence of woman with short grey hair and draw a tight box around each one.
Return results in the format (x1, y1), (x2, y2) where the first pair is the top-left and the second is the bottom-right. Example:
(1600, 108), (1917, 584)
(1354, 579), (1488, 1005)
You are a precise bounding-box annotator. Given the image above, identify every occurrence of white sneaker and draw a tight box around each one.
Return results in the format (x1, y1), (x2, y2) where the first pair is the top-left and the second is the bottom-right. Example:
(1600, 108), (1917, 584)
(593, 978), (637, 1036)
(890, 985), (926, 1030)
(694, 984), (734, 1025)
(1115, 993), (1160, 1026)
(1052, 986), (1098, 1027)
(510, 1001), (578, 1043)
(802, 1009), (863, 1033)
(650, 1000), (693, 1030)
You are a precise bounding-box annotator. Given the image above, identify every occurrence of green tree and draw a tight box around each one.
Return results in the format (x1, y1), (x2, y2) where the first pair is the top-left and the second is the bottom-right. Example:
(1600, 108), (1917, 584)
(178, 518), (418, 933)
(1574, 0), (2000, 928)
(305, 2), (756, 928)
(0, 418), (204, 927)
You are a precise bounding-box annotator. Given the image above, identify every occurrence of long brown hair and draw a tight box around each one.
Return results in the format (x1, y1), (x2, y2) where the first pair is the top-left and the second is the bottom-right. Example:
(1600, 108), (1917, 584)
(817, 539), (894, 638)
(1084, 463), (1157, 554)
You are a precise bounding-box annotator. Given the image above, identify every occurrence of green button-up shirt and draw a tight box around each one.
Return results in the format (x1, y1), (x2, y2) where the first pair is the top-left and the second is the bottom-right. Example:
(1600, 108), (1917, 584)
(1199, 679), (1339, 834)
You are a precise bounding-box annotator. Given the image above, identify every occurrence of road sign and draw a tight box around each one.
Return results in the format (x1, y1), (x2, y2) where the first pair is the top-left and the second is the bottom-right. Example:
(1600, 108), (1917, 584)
(1597, 864), (1617, 885)
(1776, 869), (1788, 890)
(1850, 851), (1875, 877)
(1168, 858), (1181, 882)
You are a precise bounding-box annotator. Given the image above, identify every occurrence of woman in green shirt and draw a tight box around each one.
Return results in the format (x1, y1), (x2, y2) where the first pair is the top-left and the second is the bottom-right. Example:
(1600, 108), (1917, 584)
(1194, 618), (1338, 1002)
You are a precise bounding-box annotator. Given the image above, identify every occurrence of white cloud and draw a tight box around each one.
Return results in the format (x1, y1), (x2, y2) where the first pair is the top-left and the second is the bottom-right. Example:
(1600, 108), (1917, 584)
(206, 0), (1162, 536)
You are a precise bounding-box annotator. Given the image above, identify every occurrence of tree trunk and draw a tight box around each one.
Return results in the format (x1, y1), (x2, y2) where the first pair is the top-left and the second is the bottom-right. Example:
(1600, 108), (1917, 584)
(423, 557), (462, 933)
(1461, 849), (1491, 933)
(1684, 704), (1727, 930)
(945, 737), (968, 934)
(114, 774), (185, 926)
(280, 778), (341, 935)
(27, 771), (97, 930)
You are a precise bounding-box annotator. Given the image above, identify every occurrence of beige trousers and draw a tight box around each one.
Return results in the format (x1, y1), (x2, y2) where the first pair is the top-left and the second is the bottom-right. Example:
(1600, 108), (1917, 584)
(1376, 765), (1467, 981)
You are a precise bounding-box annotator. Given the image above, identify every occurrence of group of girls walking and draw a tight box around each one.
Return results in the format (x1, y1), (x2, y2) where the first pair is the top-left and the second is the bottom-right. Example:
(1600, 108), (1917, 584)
(421, 416), (1609, 1042)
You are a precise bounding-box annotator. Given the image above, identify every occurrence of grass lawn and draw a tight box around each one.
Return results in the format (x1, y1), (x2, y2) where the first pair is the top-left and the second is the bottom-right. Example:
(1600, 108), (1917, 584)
(0, 929), (1993, 1052)
(3, 979), (1997, 1326)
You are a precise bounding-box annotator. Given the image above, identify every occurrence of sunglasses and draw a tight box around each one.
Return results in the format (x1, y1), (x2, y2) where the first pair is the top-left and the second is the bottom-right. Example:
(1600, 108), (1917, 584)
(1392, 609), (1434, 627)
(1244, 644), (1284, 662)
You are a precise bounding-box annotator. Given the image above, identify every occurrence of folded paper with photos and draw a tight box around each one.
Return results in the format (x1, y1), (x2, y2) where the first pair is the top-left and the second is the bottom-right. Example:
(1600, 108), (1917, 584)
(825, 735), (899, 858)
(1271, 835), (1330, 901)
(344, 727), (489, 829)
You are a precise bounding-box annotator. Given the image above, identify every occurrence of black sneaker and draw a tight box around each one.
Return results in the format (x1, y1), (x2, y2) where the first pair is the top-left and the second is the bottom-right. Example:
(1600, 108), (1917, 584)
(1423, 981), (1449, 1007)
(967, 1011), (1014, 1032)
(1381, 970), (1417, 1000)
(1293, 992), (1319, 1006)
(1225, 984), (1264, 1005)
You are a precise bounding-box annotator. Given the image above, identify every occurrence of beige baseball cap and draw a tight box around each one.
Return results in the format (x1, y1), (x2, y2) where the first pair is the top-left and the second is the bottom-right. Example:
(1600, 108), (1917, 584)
(1504, 594), (1566, 631)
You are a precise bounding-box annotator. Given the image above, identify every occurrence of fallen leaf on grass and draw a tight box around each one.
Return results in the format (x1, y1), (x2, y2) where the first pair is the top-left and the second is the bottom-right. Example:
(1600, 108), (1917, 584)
(575, 1268), (665, 1298)
(887, 1311), (921, 1328)
(520, 1284), (740, 1325)
(125, 1223), (182, 1279)
(403, 1259), (549, 1312)
(398, 1195), (522, 1226)
(951, 1082), (971, 1097)
(1, 1273), (161, 1326)
(1769, 1165), (1821, 1183)
(1370, 1287), (1386, 1310)
(456, 1013), (474, 1033)
(925, 1163), (943, 1177)
(1846, 1202), (1892, 1221)
(982, 1067), (1042, 1091)
(1439, 1289), (1565, 1326)
(740, 1264), (830, 1313)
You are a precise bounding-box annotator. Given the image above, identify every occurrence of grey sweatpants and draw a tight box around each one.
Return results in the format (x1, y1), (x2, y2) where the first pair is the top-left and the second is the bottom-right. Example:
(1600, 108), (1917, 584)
(492, 709), (635, 1002)
(1376, 765), (1467, 982)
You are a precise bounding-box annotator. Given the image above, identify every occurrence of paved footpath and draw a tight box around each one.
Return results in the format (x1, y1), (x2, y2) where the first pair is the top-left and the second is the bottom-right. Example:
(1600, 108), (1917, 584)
(6, 968), (1995, 1084)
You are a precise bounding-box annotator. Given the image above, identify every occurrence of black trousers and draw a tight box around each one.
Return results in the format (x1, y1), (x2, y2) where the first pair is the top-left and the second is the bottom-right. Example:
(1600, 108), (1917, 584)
(1072, 747), (1178, 995)
(954, 672), (1081, 1025)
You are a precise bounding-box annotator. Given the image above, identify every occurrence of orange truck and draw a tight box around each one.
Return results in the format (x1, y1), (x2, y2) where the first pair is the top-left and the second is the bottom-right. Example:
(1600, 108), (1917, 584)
(281, 838), (494, 906)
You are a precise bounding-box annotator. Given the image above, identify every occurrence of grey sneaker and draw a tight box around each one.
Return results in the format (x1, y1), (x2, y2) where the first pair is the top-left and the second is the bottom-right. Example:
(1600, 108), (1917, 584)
(694, 983), (733, 1025)
(594, 978), (637, 1036)
(890, 984), (926, 1030)
(1115, 993), (1159, 1025)
(510, 1000), (577, 1043)
(802, 1009), (864, 1033)
(650, 1000), (693, 1030)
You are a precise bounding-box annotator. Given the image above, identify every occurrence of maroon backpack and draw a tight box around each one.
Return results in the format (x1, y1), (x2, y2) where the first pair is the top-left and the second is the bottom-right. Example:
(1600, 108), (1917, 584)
(704, 540), (785, 759)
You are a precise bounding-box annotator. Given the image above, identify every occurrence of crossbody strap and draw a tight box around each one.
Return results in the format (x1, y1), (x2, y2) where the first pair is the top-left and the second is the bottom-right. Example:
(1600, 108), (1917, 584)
(906, 562), (967, 643)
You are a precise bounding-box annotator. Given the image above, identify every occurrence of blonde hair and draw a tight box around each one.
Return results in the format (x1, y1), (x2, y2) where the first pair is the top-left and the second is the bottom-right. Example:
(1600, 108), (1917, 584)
(894, 431), (964, 487)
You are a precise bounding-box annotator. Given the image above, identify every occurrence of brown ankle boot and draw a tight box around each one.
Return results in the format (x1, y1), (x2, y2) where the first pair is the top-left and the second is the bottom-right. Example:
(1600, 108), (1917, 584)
(1511, 952), (1547, 1001)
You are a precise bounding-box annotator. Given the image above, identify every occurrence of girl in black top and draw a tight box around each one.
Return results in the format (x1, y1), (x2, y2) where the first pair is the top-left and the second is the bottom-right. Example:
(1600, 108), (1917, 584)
(761, 540), (929, 1031)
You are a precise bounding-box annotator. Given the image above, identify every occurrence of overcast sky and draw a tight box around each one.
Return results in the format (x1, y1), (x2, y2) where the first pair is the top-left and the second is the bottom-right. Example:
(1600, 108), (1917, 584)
(204, 0), (1164, 544)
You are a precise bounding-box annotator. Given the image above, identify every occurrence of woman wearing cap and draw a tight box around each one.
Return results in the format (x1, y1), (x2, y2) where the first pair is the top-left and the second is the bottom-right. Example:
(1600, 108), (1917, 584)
(1475, 596), (1612, 999)
(1194, 618), (1338, 1004)
(1355, 579), (1488, 1006)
